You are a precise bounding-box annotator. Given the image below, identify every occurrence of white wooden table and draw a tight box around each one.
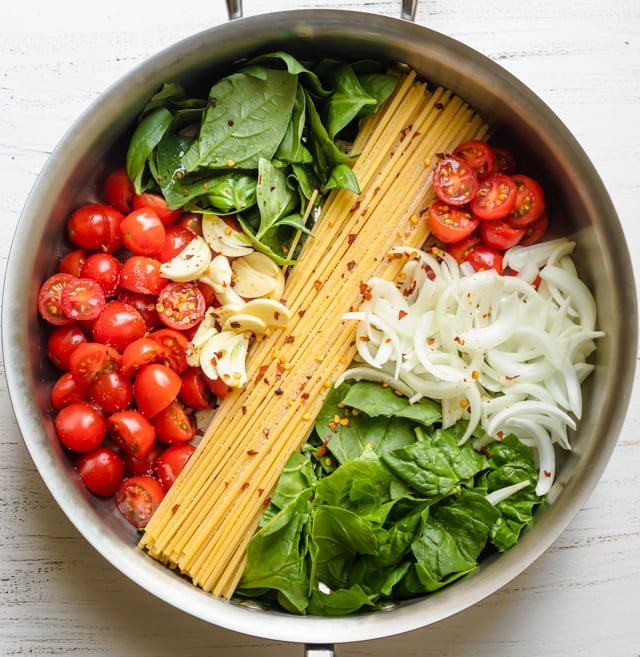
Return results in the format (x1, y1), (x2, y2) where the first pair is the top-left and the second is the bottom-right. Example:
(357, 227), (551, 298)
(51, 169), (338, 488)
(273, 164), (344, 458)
(1, 1), (639, 655)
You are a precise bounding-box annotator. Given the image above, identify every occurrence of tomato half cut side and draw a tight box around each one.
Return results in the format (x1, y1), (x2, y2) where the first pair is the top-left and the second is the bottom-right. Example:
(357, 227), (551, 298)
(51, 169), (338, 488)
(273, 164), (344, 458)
(479, 219), (525, 251)
(149, 328), (190, 373)
(51, 372), (89, 410)
(38, 273), (77, 325)
(121, 337), (166, 377)
(69, 341), (121, 387)
(506, 174), (546, 227)
(428, 201), (480, 244)
(469, 174), (517, 221)
(453, 140), (495, 180)
(519, 211), (549, 246)
(156, 282), (206, 331)
(115, 475), (166, 528)
(107, 409), (156, 458)
(462, 243), (504, 275)
(152, 400), (197, 445)
(60, 277), (106, 322)
(432, 155), (479, 206)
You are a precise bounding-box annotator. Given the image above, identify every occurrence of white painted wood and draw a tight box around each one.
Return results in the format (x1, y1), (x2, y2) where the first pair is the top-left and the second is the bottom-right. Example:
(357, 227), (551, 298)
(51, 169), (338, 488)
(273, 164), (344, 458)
(1, 1), (639, 655)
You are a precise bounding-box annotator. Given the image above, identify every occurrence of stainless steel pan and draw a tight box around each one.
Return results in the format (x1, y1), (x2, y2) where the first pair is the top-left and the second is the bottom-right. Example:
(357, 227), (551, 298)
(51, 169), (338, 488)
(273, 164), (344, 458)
(3, 2), (636, 655)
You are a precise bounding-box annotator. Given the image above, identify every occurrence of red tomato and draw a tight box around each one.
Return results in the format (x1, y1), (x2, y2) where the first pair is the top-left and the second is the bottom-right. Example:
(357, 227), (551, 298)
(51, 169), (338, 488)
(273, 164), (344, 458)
(119, 256), (167, 295)
(67, 203), (124, 253)
(432, 155), (479, 206)
(179, 367), (214, 409)
(75, 446), (125, 497)
(453, 140), (495, 180)
(506, 174), (546, 227)
(479, 219), (525, 251)
(177, 212), (203, 235)
(156, 282), (206, 331)
(428, 201), (479, 244)
(115, 475), (165, 528)
(156, 224), (195, 263)
(152, 400), (196, 444)
(124, 442), (165, 478)
(59, 249), (89, 277)
(133, 192), (182, 226)
(203, 373), (230, 400)
(51, 371), (89, 410)
(519, 211), (549, 246)
(156, 444), (196, 490)
(92, 300), (147, 352)
(103, 167), (134, 214)
(107, 409), (156, 458)
(446, 234), (481, 263)
(121, 337), (166, 377)
(69, 342), (121, 387)
(196, 281), (217, 308)
(117, 290), (161, 330)
(134, 363), (182, 418)
(54, 402), (107, 452)
(490, 147), (517, 176)
(469, 174), (517, 221)
(89, 370), (134, 414)
(463, 243), (504, 275)
(149, 328), (189, 373)
(80, 253), (122, 297)
(38, 273), (76, 325)
(47, 324), (87, 370)
(120, 207), (166, 256)
(60, 277), (106, 322)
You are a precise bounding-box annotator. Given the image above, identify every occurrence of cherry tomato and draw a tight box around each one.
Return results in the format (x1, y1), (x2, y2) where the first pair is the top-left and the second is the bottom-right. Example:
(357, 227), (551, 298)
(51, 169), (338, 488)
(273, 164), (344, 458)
(134, 363), (182, 418)
(38, 273), (76, 325)
(432, 155), (479, 206)
(490, 147), (517, 176)
(121, 337), (166, 378)
(92, 300), (147, 352)
(107, 409), (156, 458)
(59, 249), (89, 277)
(133, 192), (182, 226)
(120, 207), (166, 256)
(69, 342), (121, 387)
(80, 253), (122, 297)
(479, 219), (525, 251)
(152, 400), (196, 445)
(469, 174), (517, 221)
(179, 367), (214, 409)
(115, 475), (165, 528)
(124, 442), (165, 478)
(47, 324), (87, 370)
(51, 371), (89, 410)
(103, 167), (134, 214)
(149, 328), (189, 373)
(462, 243), (504, 275)
(428, 201), (479, 244)
(75, 446), (125, 497)
(119, 256), (167, 295)
(156, 282), (206, 331)
(54, 402), (107, 452)
(156, 444), (196, 490)
(177, 212), (203, 235)
(156, 224), (195, 263)
(445, 234), (481, 264)
(67, 203), (124, 253)
(453, 140), (495, 180)
(203, 373), (230, 400)
(519, 211), (549, 246)
(89, 370), (134, 414)
(506, 174), (546, 227)
(117, 290), (161, 330)
(60, 277), (106, 322)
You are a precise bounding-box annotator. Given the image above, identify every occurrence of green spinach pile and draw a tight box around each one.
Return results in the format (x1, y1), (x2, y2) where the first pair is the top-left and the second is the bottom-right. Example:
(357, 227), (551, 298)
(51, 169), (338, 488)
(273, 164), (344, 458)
(125, 52), (398, 264)
(236, 381), (543, 616)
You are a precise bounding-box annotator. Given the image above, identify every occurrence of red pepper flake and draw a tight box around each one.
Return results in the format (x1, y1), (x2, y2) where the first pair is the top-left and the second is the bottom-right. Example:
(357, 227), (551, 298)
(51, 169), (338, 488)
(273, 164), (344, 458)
(263, 497), (272, 507)
(171, 504), (180, 515)
(258, 488), (265, 496)
(284, 335), (295, 343)
(313, 279), (323, 291)
(398, 309), (408, 320)
(544, 470), (552, 478)
(301, 392), (310, 401)
(247, 449), (258, 456)
(348, 233), (357, 245)
(242, 405), (247, 415)
(241, 482), (250, 490)
(298, 309), (306, 318)
(435, 102), (444, 110)
(254, 364), (268, 385)
(227, 119), (234, 126)
(274, 387), (284, 395)
(347, 260), (356, 271)
(351, 199), (361, 213)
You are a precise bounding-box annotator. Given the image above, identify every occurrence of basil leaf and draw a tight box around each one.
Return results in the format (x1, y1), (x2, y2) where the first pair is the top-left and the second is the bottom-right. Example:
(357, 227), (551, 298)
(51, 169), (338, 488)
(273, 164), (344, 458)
(255, 158), (298, 239)
(274, 84), (313, 164)
(322, 163), (360, 195)
(248, 51), (332, 97)
(357, 73), (399, 116)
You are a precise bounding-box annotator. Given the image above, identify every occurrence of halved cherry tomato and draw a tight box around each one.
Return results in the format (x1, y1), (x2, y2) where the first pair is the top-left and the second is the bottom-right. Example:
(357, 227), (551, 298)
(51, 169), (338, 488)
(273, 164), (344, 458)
(117, 290), (161, 330)
(432, 155), (479, 206)
(179, 367), (214, 409)
(156, 224), (195, 263)
(203, 373), (231, 400)
(149, 328), (189, 373)
(80, 253), (122, 297)
(115, 475), (165, 528)
(89, 370), (134, 414)
(103, 167), (134, 214)
(60, 277), (106, 322)
(121, 337), (166, 378)
(152, 400), (196, 445)
(453, 140), (495, 180)
(479, 219), (525, 251)
(120, 207), (166, 256)
(156, 444), (196, 490)
(59, 249), (89, 277)
(47, 324), (87, 370)
(75, 446), (125, 497)
(119, 256), (167, 295)
(107, 409), (156, 458)
(67, 203), (124, 253)
(133, 192), (182, 226)
(38, 273), (76, 325)
(134, 363), (182, 418)
(69, 342), (121, 387)
(156, 282), (206, 331)
(54, 402), (107, 452)
(92, 300), (147, 352)
(519, 211), (549, 246)
(462, 243), (504, 275)
(490, 147), (517, 176)
(428, 201), (479, 244)
(506, 174), (546, 227)
(124, 442), (165, 478)
(469, 174), (517, 221)
(177, 212), (203, 235)
(51, 371), (89, 410)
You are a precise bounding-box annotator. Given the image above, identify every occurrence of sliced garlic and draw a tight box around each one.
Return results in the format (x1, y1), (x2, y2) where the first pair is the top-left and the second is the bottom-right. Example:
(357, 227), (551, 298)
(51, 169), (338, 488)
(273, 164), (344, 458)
(212, 302), (245, 327)
(242, 298), (291, 328)
(199, 330), (250, 388)
(222, 313), (270, 336)
(231, 251), (285, 299)
(186, 307), (218, 367)
(199, 254), (245, 307)
(202, 214), (254, 257)
(159, 235), (212, 282)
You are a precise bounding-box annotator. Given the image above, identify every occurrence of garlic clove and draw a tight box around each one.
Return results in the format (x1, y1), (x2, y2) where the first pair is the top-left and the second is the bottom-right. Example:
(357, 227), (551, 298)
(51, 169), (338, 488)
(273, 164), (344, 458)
(159, 235), (212, 282)
(202, 214), (254, 257)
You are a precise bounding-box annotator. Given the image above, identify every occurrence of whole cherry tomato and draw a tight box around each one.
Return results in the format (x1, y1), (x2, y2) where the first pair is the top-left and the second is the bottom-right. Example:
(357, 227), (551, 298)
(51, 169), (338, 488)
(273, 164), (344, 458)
(75, 446), (125, 497)
(54, 402), (107, 452)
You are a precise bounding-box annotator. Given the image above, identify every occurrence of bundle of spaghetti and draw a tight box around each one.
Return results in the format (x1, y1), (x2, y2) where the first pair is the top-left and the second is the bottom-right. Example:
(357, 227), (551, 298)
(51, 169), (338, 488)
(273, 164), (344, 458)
(139, 71), (489, 598)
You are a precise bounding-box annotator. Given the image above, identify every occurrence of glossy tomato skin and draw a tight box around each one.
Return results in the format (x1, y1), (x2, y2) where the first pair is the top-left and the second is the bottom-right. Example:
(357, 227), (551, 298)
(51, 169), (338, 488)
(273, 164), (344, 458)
(120, 207), (166, 256)
(428, 201), (479, 243)
(156, 444), (196, 490)
(156, 224), (195, 263)
(463, 244), (504, 275)
(490, 147), (517, 176)
(47, 324), (87, 370)
(80, 253), (122, 297)
(506, 174), (546, 227)
(115, 475), (165, 529)
(119, 256), (167, 296)
(124, 442), (165, 478)
(75, 446), (125, 497)
(107, 409), (156, 458)
(519, 211), (549, 246)
(133, 192), (182, 226)
(179, 367), (214, 409)
(38, 273), (76, 325)
(67, 203), (124, 253)
(149, 328), (189, 373)
(152, 400), (197, 445)
(91, 300), (147, 352)
(51, 372), (89, 410)
(156, 282), (206, 331)
(89, 370), (134, 414)
(134, 363), (182, 418)
(59, 249), (89, 277)
(203, 373), (231, 400)
(432, 155), (479, 206)
(479, 219), (525, 251)
(116, 290), (161, 330)
(54, 402), (107, 452)
(103, 168), (134, 214)
(121, 337), (166, 378)
(69, 342), (121, 387)
(453, 140), (495, 180)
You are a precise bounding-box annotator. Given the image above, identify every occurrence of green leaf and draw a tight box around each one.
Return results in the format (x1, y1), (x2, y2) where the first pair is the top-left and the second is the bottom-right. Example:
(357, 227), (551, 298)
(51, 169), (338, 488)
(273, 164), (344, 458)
(322, 163), (360, 195)
(247, 51), (332, 97)
(274, 84), (313, 164)
(255, 158), (298, 239)
(356, 73), (399, 116)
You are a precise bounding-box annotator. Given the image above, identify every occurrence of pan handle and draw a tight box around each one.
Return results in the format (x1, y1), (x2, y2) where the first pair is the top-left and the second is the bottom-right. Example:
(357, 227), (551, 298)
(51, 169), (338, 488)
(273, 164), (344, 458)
(305, 644), (335, 657)
(226, 0), (418, 21)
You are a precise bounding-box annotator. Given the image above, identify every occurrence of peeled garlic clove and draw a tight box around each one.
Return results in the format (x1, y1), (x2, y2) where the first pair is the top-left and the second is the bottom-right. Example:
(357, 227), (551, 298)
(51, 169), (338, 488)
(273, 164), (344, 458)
(222, 313), (270, 336)
(186, 308), (218, 367)
(231, 251), (285, 299)
(159, 235), (212, 282)
(213, 303), (245, 327)
(242, 298), (291, 328)
(202, 214), (254, 257)
(199, 330), (250, 388)
(199, 255), (245, 307)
